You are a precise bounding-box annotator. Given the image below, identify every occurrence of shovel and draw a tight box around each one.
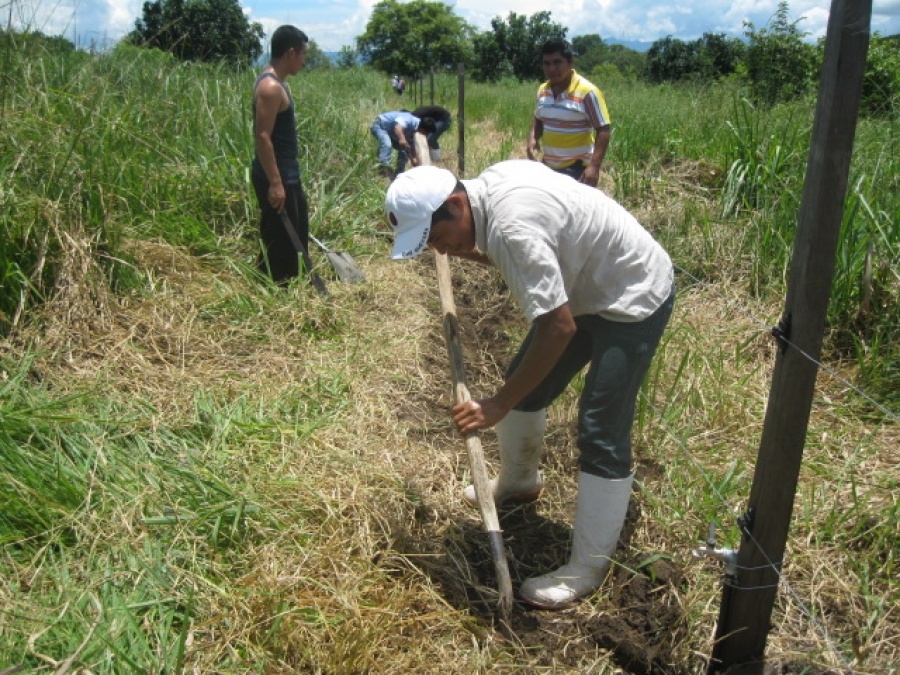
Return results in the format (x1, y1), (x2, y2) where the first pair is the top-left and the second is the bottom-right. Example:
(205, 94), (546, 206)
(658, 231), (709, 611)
(434, 252), (514, 623)
(415, 134), (514, 622)
(278, 211), (328, 297)
(309, 233), (366, 284)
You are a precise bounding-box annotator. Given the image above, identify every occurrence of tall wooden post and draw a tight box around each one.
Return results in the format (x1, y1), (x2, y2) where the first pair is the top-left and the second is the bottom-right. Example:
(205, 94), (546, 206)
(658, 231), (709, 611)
(708, 0), (871, 671)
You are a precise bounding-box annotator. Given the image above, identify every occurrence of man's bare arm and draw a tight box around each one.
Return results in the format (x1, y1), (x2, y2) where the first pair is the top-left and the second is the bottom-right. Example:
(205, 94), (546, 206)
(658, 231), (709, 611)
(580, 125), (611, 187)
(254, 79), (287, 211)
(526, 117), (544, 161)
(452, 304), (577, 434)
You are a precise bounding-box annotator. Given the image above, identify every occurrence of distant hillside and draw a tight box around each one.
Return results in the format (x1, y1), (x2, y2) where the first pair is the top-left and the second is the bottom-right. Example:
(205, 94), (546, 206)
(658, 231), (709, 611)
(605, 38), (653, 52)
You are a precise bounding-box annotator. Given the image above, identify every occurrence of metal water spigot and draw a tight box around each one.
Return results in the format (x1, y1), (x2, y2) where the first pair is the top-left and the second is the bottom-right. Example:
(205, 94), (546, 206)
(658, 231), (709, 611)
(692, 522), (739, 578)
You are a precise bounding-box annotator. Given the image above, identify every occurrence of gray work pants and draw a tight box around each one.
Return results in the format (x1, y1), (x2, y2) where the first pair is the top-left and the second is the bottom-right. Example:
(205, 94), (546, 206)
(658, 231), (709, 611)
(507, 286), (675, 479)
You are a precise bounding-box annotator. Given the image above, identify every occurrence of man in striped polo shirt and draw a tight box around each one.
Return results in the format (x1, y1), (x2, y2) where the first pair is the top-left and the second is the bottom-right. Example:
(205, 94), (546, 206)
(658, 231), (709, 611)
(527, 39), (612, 187)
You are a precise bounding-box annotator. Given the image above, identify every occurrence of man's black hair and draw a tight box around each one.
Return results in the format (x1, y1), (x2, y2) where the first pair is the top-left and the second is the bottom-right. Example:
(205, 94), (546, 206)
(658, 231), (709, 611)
(541, 38), (574, 61)
(417, 117), (437, 134)
(271, 25), (308, 60)
(431, 182), (466, 226)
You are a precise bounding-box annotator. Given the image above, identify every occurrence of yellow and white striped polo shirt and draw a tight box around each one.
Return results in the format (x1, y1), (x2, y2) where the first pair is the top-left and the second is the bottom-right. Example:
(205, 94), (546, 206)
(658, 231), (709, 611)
(535, 70), (611, 170)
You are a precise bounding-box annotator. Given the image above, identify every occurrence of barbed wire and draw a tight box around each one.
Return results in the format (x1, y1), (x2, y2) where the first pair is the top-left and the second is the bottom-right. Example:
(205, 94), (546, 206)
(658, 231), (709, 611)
(638, 260), (897, 673)
(673, 261), (899, 423)
(639, 390), (858, 673)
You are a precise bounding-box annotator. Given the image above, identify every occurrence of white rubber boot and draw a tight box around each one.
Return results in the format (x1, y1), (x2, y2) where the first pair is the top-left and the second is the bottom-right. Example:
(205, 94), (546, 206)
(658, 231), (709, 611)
(462, 409), (546, 508)
(519, 471), (634, 609)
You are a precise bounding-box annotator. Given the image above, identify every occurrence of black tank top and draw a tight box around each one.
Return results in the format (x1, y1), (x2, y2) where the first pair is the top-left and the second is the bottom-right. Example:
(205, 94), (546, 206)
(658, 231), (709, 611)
(252, 72), (300, 184)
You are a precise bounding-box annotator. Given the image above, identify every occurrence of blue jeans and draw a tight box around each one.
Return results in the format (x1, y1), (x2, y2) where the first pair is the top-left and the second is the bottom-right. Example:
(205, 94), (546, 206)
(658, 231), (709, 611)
(369, 121), (409, 171)
(507, 286), (675, 479)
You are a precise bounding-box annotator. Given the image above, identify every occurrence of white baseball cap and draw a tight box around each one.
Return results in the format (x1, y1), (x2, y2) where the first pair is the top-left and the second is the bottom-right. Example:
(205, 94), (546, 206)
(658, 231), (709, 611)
(385, 166), (457, 259)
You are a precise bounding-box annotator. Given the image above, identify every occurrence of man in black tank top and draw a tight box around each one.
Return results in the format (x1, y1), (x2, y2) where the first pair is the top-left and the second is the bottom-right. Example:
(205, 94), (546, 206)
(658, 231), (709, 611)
(251, 25), (311, 284)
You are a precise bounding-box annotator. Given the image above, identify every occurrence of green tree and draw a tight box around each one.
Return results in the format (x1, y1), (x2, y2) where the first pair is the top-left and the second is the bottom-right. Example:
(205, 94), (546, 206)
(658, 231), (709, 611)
(860, 34), (900, 117)
(356, 0), (471, 77)
(471, 11), (567, 82)
(743, 1), (818, 103)
(605, 44), (646, 80)
(572, 34), (606, 73)
(303, 40), (331, 70)
(571, 35), (644, 81)
(646, 36), (699, 82)
(646, 32), (744, 83)
(591, 62), (626, 86)
(129, 0), (263, 66)
(336, 45), (359, 69)
(696, 32), (745, 79)
(471, 29), (512, 81)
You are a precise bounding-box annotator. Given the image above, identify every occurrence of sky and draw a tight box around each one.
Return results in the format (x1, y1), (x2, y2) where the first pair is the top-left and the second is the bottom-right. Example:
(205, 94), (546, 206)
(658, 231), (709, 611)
(11, 0), (900, 53)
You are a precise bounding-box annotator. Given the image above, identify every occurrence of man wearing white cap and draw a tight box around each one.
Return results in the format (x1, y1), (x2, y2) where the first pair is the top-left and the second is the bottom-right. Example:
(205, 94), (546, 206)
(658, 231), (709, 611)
(385, 160), (675, 609)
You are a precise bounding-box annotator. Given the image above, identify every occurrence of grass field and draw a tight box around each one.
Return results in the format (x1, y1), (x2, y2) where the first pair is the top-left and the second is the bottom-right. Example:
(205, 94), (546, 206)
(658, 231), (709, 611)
(1, 40), (898, 673)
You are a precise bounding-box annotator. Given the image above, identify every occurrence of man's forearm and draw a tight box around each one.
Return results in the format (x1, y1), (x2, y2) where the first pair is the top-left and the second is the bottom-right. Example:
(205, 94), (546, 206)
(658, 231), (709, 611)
(394, 124), (410, 149)
(494, 305), (576, 410)
(527, 118), (543, 150)
(454, 249), (492, 265)
(590, 126), (611, 169)
(255, 137), (282, 186)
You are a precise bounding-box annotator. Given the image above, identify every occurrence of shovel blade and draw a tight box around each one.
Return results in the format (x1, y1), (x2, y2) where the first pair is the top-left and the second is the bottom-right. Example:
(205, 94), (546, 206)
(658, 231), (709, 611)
(325, 251), (365, 284)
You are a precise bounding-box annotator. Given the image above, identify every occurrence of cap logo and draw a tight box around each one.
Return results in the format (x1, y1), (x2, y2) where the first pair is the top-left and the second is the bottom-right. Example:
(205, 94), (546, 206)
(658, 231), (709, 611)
(389, 212), (398, 229)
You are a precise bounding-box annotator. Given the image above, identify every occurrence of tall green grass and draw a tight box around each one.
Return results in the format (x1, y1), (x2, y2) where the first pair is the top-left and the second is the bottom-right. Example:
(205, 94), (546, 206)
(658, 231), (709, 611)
(0, 42), (391, 329)
(611, 81), (898, 397)
(2, 43), (896, 416)
(4, 45), (896, 365)
(589, 78), (895, 398)
(0, 340), (348, 671)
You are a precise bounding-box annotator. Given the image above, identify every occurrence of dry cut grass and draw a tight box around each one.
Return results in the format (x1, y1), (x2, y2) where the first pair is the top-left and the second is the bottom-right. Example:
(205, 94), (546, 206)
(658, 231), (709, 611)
(2, 152), (897, 675)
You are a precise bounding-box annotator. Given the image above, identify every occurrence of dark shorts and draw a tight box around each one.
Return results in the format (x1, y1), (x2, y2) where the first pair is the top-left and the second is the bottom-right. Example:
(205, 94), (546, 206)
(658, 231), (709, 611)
(548, 162), (585, 181)
(507, 286), (676, 479)
(251, 163), (309, 284)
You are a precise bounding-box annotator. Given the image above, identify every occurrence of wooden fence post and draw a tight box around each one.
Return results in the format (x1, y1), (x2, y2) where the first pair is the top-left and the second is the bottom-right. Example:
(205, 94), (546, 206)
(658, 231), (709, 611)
(708, 0), (871, 671)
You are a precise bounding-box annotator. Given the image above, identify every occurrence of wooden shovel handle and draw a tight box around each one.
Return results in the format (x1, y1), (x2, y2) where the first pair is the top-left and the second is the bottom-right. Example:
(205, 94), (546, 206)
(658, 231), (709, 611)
(278, 211), (328, 296)
(434, 252), (514, 620)
(414, 132), (512, 619)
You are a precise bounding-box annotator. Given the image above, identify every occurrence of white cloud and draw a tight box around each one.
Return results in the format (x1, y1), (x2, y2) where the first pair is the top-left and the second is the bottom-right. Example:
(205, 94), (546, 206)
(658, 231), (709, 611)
(13, 0), (142, 48)
(105, 0), (143, 34)
(251, 0), (375, 51)
(799, 7), (830, 37)
(8, 0), (900, 54)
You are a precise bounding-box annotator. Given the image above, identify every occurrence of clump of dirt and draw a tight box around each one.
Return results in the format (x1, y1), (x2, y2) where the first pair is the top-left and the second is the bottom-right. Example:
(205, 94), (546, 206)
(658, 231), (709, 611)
(581, 558), (688, 675)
